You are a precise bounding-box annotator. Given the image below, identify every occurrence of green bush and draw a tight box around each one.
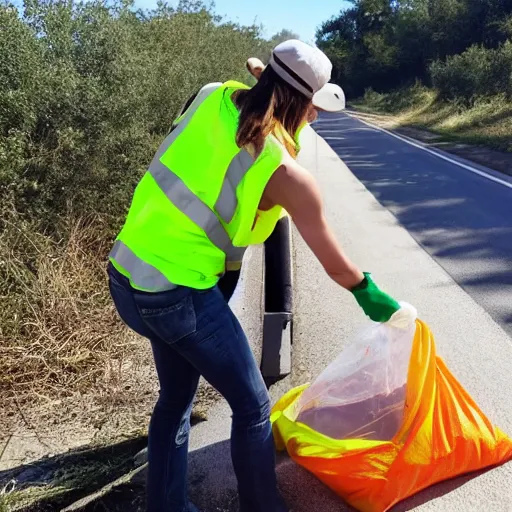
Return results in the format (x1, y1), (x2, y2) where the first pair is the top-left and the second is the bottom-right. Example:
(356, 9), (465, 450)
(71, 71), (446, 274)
(0, 0), (273, 233)
(362, 87), (385, 107)
(431, 41), (512, 102)
(361, 82), (433, 114)
(0, 0), (277, 406)
(317, 0), (512, 98)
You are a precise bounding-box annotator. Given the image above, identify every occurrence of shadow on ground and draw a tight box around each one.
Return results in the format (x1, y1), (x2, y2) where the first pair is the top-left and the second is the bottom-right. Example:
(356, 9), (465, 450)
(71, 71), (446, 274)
(65, 440), (240, 512)
(96, 438), (493, 512)
(2, 424), (496, 511)
(314, 113), (512, 337)
(278, 452), (493, 512)
(0, 437), (147, 511)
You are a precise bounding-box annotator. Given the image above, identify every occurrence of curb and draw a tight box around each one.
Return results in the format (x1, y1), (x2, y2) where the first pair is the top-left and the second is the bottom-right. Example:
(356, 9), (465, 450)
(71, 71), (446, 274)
(261, 215), (294, 385)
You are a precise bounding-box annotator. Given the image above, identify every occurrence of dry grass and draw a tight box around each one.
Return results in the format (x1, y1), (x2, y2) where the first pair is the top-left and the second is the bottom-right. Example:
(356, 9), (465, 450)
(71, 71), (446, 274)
(0, 213), (138, 418)
(354, 86), (512, 152)
(0, 213), (220, 472)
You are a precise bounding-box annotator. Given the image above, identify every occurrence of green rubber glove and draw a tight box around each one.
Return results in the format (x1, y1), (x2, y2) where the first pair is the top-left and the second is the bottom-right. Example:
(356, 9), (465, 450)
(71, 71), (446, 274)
(351, 272), (400, 323)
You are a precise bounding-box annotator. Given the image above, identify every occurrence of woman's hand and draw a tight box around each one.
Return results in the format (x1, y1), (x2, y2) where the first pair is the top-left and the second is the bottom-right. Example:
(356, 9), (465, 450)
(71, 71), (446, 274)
(246, 58), (265, 80)
(351, 273), (400, 322)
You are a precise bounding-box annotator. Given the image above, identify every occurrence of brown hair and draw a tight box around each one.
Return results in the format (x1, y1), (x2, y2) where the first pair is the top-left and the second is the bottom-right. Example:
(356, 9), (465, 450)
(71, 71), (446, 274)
(233, 66), (311, 159)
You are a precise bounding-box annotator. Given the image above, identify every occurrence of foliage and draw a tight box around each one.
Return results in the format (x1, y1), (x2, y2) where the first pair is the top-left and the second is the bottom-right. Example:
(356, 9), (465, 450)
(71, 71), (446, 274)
(430, 41), (512, 101)
(362, 81), (434, 113)
(269, 28), (300, 45)
(261, 28), (300, 62)
(0, 0), (281, 406)
(0, 0), (274, 232)
(317, 0), (512, 98)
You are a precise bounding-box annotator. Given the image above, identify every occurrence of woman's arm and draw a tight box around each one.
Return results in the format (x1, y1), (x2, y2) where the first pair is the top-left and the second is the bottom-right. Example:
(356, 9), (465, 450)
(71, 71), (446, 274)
(263, 159), (401, 322)
(263, 161), (364, 290)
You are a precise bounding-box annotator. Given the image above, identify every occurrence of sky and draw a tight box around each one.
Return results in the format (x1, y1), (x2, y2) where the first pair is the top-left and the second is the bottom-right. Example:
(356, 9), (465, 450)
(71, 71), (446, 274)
(134, 1), (351, 44)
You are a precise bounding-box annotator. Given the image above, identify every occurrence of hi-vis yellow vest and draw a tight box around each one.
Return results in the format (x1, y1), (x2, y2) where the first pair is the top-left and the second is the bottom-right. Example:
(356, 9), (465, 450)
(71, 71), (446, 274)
(110, 81), (285, 292)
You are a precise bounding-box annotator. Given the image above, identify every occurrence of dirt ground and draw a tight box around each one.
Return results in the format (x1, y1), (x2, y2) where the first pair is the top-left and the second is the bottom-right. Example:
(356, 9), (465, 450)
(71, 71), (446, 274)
(0, 243), (263, 510)
(0, 331), (220, 511)
(348, 110), (512, 178)
(1, 332), (221, 466)
(1, 337), (155, 471)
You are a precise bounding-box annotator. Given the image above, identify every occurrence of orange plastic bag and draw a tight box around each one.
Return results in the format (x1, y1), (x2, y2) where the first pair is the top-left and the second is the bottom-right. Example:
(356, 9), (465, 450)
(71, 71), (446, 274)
(271, 318), (512, 512)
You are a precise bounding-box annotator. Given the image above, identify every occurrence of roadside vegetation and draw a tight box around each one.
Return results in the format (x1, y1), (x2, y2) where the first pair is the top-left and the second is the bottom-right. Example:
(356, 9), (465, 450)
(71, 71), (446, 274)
(353, 84), (512, 152)
(1, 1), (296, 506)
(0, 0), (285, 428)
(317, 0), (512, 152)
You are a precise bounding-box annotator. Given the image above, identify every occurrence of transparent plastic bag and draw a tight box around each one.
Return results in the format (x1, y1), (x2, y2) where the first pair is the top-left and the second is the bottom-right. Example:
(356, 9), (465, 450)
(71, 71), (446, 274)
(295, 303), (417, 441)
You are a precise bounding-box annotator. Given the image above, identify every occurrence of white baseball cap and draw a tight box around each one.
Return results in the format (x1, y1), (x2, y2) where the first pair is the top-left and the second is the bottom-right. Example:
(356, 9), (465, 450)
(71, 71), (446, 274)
(269, 39), (345, 113)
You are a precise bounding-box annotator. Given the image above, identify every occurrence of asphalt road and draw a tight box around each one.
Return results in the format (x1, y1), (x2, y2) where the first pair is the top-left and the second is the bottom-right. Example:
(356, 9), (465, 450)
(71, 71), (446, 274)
(313, 112), (512, 338)
(280, 124), (512, 511)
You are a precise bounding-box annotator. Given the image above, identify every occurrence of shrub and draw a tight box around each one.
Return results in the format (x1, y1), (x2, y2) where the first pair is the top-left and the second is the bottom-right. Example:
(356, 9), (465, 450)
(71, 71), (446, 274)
(0, 0), (273, 232)
(363, 87), (385, 107)
(431, 41), (512, 102)
(0, 0), (275, 407)
(0, 212), (134, 406)
(362, 82), (433, 114)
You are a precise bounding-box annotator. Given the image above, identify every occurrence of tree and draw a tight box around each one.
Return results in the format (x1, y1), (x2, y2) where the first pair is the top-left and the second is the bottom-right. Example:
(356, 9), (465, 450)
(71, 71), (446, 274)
(316, 0), (512, 97)
(269, 29), (300, 45)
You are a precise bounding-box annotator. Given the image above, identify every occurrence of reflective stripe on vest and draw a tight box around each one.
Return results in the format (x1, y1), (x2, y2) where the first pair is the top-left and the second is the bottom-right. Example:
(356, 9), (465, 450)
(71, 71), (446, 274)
(110, 89), (250, 290)
(111, 238), (246, 292)
(150, 160), (241, 257)
(110, 240), (178, 292)
(147, 95), (251, 258)
(214, 149), (254, 224)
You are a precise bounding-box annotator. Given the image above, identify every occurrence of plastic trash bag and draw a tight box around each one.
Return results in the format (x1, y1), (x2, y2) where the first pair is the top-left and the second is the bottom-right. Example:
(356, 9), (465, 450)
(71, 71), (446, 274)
(296, 304), (417, 442)
(271, 306), (512, 512)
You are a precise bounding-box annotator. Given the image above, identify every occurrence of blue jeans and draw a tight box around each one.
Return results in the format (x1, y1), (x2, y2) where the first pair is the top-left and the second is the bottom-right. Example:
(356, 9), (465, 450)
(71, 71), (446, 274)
(108, 265), (287, 512)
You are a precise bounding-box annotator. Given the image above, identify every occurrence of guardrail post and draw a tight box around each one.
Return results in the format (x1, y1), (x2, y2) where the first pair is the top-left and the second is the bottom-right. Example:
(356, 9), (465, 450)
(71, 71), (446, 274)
(261, 215), (293, 385)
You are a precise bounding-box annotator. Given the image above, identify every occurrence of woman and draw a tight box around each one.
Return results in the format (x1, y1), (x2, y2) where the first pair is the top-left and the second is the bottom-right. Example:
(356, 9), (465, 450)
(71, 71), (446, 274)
(108, 40), (400, 512)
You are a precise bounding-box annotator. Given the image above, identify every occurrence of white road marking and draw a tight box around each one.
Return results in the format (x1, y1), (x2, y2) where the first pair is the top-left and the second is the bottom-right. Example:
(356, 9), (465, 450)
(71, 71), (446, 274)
(333, 113), (512, 190)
